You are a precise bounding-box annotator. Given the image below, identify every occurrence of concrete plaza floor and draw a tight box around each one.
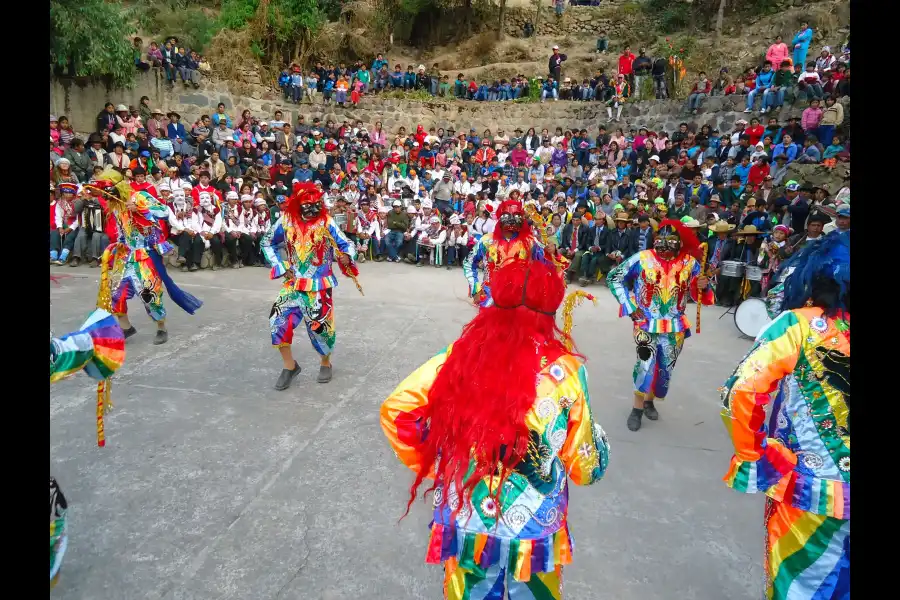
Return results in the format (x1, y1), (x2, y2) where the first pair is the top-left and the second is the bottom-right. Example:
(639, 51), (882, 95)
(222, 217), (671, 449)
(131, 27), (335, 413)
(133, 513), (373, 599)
(50, 262), (764, 600)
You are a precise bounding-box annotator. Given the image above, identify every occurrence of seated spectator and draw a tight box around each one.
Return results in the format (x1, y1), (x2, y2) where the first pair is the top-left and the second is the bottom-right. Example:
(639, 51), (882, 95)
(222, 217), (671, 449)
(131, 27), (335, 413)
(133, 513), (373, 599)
(797, 62), (824, 100)
(687, 71), (712, 115)
(147, 41), (163, 67)
(132, 37), (150, 71)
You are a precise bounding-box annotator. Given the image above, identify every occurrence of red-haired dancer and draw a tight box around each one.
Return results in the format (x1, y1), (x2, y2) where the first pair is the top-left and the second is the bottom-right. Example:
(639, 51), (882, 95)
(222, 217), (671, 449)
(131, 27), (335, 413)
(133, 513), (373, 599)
(382, 258), (610, 600)
(463, 199), (545, 308)
(607, 219), (713, 432)
(261, 182), (357, 390)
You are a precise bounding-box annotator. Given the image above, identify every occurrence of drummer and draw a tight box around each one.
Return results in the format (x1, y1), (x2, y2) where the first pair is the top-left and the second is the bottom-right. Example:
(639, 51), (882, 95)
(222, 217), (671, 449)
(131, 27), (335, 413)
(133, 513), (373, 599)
(706, 220), (738, 307)
(732, 224), (763, 298)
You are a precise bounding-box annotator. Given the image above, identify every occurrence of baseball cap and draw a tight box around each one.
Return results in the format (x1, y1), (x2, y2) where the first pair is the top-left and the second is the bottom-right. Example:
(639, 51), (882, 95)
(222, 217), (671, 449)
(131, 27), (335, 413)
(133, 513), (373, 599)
(392, 199), (402, 207)
(785, 180), (800, 191)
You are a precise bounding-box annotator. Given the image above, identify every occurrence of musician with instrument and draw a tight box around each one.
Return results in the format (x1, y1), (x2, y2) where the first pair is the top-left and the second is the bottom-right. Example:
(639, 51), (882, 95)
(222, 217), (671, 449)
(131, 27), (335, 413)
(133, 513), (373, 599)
(261, 182), (358, 391)
(780, 211), (830, 258)
(705, 220), (737, 306)
(731, 224), (764, 299)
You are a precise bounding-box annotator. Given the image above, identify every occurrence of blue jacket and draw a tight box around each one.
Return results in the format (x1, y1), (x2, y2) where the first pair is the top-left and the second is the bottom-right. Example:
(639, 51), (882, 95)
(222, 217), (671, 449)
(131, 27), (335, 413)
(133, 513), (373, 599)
(167, 122), (187, 141)
(755, 70), (775, 89)
(772, 142), (798, 163)
(792, 28), (813, 52)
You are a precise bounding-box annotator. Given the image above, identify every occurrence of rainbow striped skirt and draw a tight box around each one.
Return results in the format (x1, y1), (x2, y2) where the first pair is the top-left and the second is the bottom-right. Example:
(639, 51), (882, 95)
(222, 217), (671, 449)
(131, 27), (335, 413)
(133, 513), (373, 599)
(765, 498), (849, 600)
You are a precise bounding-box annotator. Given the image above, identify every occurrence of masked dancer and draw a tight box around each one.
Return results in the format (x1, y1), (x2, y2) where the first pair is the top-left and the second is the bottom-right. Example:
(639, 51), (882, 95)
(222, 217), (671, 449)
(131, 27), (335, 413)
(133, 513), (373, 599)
(381, 258), (610, 600)
(463, 199), (545, 308)
(608, 219), (713, 432)
(93, 174), (203, 345)
(261, 182), (358, 391)
(721, 232), (849, 600)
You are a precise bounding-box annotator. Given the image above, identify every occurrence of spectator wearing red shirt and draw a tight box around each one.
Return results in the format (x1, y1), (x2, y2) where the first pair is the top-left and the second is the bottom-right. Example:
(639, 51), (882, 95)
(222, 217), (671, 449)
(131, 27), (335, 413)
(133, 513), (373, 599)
(747, 156), (770, 191)
(191, 170), (222, 208)
(618, 45), (636, 89)
(745, 118), (764, 146)
(474, 139), (496, 165)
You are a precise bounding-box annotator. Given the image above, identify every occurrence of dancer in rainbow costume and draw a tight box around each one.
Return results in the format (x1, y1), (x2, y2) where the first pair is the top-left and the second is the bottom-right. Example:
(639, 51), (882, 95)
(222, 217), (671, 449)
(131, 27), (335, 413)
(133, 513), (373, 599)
(721, 232), (850, 600)
(463, 200), (546, 308)
(92, 174), (203, 345)
(50, 305), (126, 588)
(261, 182), (358, 390)
(607, 219), (713, 432)
(382, 258), (609, 600)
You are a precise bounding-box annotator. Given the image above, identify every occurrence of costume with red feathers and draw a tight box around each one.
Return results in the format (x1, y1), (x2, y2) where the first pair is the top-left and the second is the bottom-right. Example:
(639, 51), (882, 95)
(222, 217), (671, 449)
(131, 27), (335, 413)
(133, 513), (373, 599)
(381, 259), (610, 599)
(463, 200), (546, 308)
(607, 219), (714, 428)
(260, 182), (357, 354)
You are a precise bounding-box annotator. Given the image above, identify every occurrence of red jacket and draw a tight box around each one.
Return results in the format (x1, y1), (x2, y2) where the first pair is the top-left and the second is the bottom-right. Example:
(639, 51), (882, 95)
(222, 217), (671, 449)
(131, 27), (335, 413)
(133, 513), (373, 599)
(618, 53), (636, 75)
(747, 163), (770, 191)
(745, 125), (764, 146)
(97, 198), (121, 242)
(191, 184), (222, 208)
(690, 80), (712, 95)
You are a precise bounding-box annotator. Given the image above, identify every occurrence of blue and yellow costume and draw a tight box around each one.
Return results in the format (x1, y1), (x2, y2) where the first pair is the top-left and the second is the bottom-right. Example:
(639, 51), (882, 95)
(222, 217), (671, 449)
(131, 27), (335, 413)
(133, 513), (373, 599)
(721, 232), (850, 600)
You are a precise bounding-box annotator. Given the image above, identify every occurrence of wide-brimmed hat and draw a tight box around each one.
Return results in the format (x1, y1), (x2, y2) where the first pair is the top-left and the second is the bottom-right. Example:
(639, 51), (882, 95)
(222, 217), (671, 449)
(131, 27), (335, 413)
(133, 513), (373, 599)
(151, 108), (165, 115)
(115, 104), (128, 112)
(680, 216), (702, 228)
(167, 110), (181, 119)
(734, 224), (762, 235)
(613, 211), (631, 222)
(709, 221), (736, 233)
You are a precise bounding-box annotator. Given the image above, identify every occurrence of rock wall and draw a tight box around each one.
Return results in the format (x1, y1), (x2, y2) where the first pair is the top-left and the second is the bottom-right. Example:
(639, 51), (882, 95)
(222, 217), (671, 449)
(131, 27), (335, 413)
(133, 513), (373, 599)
(51, 69), (847, 143)
(502, 4), (649, 39)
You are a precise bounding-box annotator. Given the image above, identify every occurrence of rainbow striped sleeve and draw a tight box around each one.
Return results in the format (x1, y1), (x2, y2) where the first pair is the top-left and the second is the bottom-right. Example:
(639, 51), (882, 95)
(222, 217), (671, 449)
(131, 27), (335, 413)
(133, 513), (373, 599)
(134, 193), (170, 221)
(261, 219), (289, 279)
(607, 252), (642, 316)
(380, 346), (451, 479)
(50, 309), (125, 384)
(721, 311), (802, 498)
(559, 363), (610, 486)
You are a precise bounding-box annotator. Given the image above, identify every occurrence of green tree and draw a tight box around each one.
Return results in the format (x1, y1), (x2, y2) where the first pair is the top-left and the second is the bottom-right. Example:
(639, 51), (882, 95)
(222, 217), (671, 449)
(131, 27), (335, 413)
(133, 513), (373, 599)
(50, 0), (136, 86)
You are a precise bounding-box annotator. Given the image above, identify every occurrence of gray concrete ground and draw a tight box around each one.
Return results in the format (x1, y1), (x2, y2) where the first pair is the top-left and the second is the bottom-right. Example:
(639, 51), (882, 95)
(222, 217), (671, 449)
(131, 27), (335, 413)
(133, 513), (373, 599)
(51, 262), (764, 600)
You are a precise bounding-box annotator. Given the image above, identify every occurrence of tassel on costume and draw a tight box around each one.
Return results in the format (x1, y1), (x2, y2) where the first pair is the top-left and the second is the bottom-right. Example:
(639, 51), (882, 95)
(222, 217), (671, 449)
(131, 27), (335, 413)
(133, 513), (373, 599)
(561, 290), (598, 351)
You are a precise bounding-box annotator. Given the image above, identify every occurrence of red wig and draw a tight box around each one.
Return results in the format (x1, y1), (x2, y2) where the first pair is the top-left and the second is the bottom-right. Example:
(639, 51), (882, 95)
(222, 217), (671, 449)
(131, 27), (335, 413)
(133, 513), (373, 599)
(495, 199), (534, 242)
(657, 218), (700, 260)
(406, 258), (568, 518)
(283, 181), (327, 223)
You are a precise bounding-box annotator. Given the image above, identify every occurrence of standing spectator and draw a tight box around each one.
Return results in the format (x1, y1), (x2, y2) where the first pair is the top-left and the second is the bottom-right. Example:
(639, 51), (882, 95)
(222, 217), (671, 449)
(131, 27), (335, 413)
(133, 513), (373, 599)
(554, 0), (565, 17)
(791, 21), (814, 68)
(801, 98), (824, 135)
(765, 34), (790, 69)
(651, 54), (668, 99)
(618, 45), (636, 90)
(548, 45), (567, 82)
(686, 72), (712, 115)
(817, 96), (844, 148)
(632, 48), (652, 99)
(290, 66), (304, 103)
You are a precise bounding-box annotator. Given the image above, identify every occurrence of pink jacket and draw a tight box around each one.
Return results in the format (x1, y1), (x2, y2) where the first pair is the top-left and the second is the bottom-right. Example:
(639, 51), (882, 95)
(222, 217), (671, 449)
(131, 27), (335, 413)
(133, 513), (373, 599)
(371, 129), (387, 147)
(801, 107), (823, 131)
(766, 43), (790, 68)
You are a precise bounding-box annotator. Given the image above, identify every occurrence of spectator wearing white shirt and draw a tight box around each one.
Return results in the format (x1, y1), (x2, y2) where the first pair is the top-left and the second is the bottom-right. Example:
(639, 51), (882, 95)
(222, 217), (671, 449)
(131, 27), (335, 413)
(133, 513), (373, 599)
(222, 192), (255, 267)
(797, 62), (824, 100)
(169, 189), (203, 271)
(195, 191), (224, 269)
(255, 122), (276, 145)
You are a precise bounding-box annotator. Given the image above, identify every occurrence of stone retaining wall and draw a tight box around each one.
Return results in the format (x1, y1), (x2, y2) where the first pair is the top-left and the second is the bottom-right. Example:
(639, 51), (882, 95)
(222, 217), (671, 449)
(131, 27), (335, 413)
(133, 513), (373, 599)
(52, 69), (847, 142)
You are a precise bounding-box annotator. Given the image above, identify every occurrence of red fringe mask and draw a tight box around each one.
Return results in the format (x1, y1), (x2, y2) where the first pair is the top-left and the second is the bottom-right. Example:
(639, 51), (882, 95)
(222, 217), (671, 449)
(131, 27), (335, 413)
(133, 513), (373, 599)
(406, 259), (568, 519)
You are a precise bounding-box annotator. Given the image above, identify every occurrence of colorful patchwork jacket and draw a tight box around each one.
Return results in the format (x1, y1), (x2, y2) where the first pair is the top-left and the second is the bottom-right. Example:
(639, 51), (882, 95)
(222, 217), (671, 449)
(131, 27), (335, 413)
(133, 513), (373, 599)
(381, 345), (610, 581)
(720, 307), (850, 520)
(113, 191), (174, 258)
(463, 232), (545, 308)
(608, 250), (713, 334)
(261, 214), (357, 292)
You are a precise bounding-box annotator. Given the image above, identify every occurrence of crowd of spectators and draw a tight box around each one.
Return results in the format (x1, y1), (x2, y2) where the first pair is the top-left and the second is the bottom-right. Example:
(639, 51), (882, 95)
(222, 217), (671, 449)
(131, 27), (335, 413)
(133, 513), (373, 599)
(50, 24), (849, 284)
(133, 36), (211, 89)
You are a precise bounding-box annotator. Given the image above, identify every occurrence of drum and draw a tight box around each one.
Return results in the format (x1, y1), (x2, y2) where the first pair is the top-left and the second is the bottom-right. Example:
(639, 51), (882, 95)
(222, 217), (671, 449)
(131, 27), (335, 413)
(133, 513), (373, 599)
(720, 260), (746, 277)
(734, 298), (771, 339)
(745, 265), (763, 281)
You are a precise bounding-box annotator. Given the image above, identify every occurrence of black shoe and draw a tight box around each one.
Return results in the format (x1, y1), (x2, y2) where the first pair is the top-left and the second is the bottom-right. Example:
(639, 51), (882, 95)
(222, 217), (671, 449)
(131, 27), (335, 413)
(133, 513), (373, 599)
(153, 330), (168, 345)
(274, 361), (301, 391)
(189, 264), (199, 272)
(317, 364), (333, 383)
(122, 326), (137, 339)
(643, 401), (659, 421)
(627, 408), (644, 432)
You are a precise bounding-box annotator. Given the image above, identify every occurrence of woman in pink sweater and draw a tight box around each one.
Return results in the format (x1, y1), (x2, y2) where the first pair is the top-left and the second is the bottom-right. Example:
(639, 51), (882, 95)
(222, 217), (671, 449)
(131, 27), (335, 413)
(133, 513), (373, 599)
(801, 98), (824, 132)
(766, 35), (791, 70)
